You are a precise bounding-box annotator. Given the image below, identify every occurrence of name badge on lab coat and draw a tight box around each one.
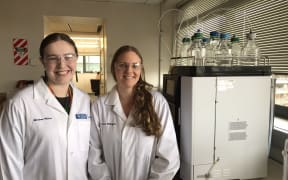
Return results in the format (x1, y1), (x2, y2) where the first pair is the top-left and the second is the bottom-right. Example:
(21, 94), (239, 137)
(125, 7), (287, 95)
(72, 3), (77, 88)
(75, 113), (88, 120)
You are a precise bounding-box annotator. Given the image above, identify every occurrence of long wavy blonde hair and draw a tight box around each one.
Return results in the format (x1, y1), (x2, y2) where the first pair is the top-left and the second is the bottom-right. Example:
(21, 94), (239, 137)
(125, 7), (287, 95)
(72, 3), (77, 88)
(111, 45), (162, 138)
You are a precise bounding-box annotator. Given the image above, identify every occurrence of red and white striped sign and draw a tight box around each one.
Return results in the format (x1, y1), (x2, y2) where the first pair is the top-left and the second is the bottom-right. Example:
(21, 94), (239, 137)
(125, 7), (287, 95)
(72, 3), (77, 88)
(13, 38), (28, 65)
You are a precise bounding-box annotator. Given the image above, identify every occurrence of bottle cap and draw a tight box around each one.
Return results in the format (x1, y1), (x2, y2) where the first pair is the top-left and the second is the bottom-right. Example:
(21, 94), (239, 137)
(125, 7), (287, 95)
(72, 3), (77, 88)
(194, 29), (203, 39)
(202, 37), (209, 43)
(231, 34), (240, 43)
(182, 37), (191, 43)
(210, 31), (219, 37)
(220, 33), (230, 39)
(191, 35), (195, 41)
(247, 32), (257, 40)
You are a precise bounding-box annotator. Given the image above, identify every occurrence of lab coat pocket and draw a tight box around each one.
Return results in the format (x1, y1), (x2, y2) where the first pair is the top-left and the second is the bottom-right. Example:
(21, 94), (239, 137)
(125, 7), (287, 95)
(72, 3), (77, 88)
(77, 120), (91, 152)
(136, 133), (155, 157)
(135, 133), (155, 178)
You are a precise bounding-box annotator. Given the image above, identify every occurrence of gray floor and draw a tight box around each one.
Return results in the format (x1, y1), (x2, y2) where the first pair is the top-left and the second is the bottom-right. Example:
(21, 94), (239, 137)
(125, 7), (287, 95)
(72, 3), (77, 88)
(263, 159), (282, 180)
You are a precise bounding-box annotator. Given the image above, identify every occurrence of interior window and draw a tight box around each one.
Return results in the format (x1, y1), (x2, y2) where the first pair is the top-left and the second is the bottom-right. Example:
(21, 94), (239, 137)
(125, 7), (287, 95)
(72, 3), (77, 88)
(77, 55), (101, 73)
(275, 75), (288, 107)
(274, 74), (288, 124)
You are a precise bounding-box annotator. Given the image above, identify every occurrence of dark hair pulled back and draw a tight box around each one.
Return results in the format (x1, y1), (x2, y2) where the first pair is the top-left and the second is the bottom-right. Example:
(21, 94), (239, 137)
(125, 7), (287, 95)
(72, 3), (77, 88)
(39, 33), (78, 59)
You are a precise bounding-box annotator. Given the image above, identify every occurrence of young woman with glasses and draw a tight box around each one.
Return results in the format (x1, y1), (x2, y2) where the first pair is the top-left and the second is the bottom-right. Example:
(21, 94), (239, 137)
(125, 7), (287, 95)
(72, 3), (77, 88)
(0, 33), (91, 180)
(88, 45), (180, 180)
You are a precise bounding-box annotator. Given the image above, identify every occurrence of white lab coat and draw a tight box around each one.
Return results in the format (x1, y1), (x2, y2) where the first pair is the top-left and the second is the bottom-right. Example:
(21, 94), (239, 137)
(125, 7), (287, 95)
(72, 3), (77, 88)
(88, 86), (180, 180)
(0, 78), (91, 180)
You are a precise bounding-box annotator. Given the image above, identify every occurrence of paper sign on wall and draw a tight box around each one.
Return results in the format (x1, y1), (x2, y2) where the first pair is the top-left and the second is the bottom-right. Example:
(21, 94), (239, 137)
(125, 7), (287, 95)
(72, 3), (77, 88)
(13, 38), (28, 65)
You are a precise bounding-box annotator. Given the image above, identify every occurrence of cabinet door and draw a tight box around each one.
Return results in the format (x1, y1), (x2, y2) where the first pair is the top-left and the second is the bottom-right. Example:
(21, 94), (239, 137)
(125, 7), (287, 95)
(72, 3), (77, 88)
(214, 76), (271, 179)
(180, 76), (216, 180)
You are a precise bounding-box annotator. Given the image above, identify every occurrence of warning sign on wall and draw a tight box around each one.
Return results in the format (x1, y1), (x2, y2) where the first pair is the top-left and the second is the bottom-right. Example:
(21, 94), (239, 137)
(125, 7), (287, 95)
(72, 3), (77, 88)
(13, 38), (28, 65)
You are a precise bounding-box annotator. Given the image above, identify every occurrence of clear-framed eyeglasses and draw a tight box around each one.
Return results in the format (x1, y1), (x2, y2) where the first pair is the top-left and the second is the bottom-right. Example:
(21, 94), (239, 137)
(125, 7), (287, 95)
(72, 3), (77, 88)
(44, 53), (77, 64)
(115, 62), (142, 71)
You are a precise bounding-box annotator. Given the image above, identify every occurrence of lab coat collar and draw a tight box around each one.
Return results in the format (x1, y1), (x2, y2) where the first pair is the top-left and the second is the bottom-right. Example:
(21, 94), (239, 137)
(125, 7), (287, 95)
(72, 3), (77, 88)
(33, 78), (69, 114)
(33, 78), (54, 101)
(104, 86), (127, 121)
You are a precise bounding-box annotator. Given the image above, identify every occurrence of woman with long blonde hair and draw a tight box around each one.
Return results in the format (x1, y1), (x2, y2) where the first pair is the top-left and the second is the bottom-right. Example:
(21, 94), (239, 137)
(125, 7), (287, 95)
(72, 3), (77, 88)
(88, 45), (180, 180)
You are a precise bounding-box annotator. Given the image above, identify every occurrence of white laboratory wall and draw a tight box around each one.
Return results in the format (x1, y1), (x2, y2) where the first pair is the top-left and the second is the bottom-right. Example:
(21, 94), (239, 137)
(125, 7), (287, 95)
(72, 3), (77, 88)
(0, 0), (176, 96)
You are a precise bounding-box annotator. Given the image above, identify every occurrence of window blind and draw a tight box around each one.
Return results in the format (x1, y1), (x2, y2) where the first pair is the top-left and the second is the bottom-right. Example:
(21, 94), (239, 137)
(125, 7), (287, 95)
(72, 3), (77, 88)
(176, 0), (288, 73)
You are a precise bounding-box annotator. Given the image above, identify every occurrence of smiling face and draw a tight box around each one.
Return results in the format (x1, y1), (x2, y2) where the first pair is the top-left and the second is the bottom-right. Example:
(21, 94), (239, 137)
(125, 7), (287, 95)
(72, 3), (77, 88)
(41, 40), (77, 86)
(113, 51), (142, 90)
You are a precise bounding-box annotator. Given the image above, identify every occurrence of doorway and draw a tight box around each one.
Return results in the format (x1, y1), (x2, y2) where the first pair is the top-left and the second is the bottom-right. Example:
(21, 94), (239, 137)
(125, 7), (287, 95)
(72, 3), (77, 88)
(43, 16), (106, 97)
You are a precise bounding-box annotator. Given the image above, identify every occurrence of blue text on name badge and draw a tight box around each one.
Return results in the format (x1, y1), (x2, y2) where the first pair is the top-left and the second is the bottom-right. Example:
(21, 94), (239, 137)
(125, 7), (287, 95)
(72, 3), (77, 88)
(75, 113), (88, 119)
